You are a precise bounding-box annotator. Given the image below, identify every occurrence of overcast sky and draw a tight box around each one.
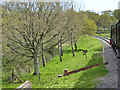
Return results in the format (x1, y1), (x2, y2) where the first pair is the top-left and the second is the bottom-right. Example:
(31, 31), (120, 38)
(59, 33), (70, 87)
(80, 0), (120, 13)
(0, 0), (120, 13)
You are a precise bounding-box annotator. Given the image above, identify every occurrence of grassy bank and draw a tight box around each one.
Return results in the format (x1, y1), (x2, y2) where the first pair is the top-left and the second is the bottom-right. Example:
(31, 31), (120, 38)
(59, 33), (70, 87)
(96, 33), (110, 39)
(2, 36), (108, 88)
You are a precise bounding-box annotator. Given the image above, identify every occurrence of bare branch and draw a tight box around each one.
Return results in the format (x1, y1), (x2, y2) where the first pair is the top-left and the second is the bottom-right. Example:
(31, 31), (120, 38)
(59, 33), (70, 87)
(43, 32), (60, 44)
(7, 45), (33, 58)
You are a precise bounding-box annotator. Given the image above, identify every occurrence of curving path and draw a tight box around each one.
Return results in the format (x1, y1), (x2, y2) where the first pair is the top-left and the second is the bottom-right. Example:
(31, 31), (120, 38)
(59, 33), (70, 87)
(96, 37), (118, 88)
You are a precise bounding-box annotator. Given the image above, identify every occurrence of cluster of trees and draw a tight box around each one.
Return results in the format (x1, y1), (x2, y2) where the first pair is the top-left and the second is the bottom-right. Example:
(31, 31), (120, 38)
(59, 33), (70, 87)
(84, 10), (119, 33)
(2, 2), (93, 77)
(2, 1), (119, 78)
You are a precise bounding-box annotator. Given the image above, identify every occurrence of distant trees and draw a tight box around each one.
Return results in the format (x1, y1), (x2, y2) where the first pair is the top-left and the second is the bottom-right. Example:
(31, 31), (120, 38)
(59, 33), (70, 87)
(99, 14), (113, 29)
(100, 10), (118, 29)
(83, 18), (98, 35)
(84, 10), (118, 34)
(85, 11), (100, 27)
(99, 13), (118, 29)
(77, 11), (98, 35)
(112, 9), (120, 20)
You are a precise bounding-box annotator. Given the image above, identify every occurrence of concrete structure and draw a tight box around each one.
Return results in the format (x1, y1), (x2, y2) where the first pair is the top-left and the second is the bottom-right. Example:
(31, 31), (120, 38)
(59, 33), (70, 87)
(16, 81), (32, 90)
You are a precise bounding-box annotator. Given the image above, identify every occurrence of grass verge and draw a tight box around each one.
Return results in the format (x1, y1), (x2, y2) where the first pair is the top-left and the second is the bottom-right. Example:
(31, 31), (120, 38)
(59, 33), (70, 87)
(96, 33), (110, 39)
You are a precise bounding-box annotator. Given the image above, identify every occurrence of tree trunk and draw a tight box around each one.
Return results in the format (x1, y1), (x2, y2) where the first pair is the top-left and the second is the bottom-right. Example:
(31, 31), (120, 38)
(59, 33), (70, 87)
(58, 35), (62, 62)
(60, 38), (63, 56)
(33, 53), (40, 75)
(71, 31), (75, 57)
(59, 52), (62, 62)
(28, 67), (30, 73)
(28, 64), (30, 73)
(59, 42), (62, 62)
(74, 37), (77, 51)
(42, 43), (46, 67)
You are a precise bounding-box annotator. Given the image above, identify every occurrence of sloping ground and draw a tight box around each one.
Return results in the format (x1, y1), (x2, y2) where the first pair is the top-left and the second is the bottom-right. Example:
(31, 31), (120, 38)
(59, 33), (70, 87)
(96, 33), (110, 39)
(2, 36), (108, 88)
(96, 38), (118, 88)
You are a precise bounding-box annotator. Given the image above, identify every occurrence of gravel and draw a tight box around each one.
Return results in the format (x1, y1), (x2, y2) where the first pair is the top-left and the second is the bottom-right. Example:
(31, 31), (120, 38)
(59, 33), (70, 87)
(96, 38), (118, 88)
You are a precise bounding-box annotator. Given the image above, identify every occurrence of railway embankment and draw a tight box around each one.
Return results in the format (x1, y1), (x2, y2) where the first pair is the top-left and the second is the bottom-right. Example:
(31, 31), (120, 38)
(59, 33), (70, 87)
(96, 37), (118, 88)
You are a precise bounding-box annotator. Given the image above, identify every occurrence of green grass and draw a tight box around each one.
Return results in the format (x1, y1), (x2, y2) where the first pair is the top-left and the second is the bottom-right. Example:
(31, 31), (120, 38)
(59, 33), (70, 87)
(2, 36), (108, 88)
(96, 33), (110, 39)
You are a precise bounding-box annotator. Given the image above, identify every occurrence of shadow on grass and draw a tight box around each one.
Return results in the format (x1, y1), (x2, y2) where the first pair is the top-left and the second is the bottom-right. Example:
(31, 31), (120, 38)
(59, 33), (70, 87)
(73, 53), (107, 88)
(93, 47), (102, 52)
(91, 53), (102, 58)
(64, 49), (84, 53)
(75, 49), (84, 52)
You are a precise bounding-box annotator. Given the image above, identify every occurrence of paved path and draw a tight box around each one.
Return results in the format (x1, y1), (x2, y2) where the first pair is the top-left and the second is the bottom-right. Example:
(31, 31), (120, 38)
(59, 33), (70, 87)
(96, 38), (118, 88)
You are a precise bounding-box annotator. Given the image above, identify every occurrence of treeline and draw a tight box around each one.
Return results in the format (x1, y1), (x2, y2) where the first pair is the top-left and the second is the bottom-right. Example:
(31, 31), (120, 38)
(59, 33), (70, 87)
(83, 10), (119, 33)
(2, 1), (119, 78)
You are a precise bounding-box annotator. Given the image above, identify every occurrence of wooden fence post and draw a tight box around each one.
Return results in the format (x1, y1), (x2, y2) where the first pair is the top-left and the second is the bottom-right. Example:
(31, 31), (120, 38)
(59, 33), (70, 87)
(83, 50), (88, 59)
(64, 69), (68, 76)
(12, 68), (23, 83)
(12, 68), (14, 81)
(39, 73), (40, 81)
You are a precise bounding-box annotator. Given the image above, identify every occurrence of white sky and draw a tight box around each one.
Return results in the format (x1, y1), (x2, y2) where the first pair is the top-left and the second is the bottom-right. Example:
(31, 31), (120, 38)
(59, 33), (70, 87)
(78, 0), (120, 13)
(0, 0), (119, 13)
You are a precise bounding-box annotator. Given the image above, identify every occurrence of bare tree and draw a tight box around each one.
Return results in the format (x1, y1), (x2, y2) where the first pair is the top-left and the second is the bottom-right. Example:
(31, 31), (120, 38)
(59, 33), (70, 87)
(2, 2), (66, 75)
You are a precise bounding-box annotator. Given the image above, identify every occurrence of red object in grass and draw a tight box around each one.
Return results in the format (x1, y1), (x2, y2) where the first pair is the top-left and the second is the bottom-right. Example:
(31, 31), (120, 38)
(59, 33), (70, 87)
(66, 63), (103, 76)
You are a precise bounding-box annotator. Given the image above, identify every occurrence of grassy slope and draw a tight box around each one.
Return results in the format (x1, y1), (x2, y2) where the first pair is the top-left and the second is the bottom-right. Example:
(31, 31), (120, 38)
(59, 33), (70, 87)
(96, 33), (110, 39)
(2, 36), (108, 88)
